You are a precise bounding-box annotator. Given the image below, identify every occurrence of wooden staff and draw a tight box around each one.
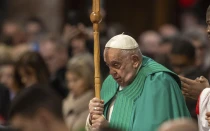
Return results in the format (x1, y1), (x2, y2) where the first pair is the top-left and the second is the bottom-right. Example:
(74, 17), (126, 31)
(90, 0), (102, 98)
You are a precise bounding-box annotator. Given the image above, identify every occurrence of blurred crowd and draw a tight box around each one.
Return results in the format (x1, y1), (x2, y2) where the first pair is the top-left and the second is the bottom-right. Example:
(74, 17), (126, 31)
(0, 7), (209, 131)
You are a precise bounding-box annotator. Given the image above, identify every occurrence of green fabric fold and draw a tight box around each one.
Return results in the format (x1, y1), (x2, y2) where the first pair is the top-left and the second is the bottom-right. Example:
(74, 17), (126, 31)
(101, 56), (188, 131)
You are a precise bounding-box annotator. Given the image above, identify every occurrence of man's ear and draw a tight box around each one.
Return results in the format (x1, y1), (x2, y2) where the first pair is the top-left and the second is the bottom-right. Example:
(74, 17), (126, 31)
(131, 55), (140, 68)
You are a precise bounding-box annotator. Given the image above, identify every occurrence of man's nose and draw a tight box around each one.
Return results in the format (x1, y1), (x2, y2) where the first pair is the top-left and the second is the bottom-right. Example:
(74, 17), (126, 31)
(109, 68), (117, 75)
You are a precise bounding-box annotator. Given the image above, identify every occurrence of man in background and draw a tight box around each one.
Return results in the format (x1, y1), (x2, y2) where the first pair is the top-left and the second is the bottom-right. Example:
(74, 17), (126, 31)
(9, 84), (69, 131)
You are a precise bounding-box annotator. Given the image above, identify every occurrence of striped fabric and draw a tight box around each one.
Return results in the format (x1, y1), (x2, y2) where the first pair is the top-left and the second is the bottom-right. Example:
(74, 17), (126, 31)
(100, 56), (179, 131)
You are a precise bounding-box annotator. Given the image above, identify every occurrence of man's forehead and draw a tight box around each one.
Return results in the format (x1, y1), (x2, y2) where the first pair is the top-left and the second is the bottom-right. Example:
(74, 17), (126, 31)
(104, 48), (123, 61)
(104, 48), (123, 57)
(104, 48), (123, 53)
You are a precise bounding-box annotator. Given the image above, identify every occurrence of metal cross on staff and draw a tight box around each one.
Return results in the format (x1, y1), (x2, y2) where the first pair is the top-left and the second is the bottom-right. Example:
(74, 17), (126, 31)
(90, 0), (102, 98)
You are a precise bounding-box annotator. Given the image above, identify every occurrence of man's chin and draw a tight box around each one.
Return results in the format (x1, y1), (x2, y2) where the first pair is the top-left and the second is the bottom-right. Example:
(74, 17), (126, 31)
(117, 82), (127, 87)
(115, 78), (129, 87)
(116, 81), (123, 86)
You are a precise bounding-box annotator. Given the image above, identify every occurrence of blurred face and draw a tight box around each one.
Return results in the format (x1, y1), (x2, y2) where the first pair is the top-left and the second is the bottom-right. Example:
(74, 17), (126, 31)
(0, 65), (15, 90)
(139, 32), (160, 55)
(169, 54), (194, 75)
(40, 41), (60, 75)
(192, 40), (205, 66)
(104, 48), (140, 87)
(11, 115), (46, 131)
(181, 13), (198, 30)
(158, 43), (172, 55)
(19, 67), (37, 88)
(71, 38), (86, 55)
(2, 22), (18, 36)
(66, 72), (87, 98)
(206, 10), (210, 39)
(159, 25), (177, 37)
(26, 22), (42, 35)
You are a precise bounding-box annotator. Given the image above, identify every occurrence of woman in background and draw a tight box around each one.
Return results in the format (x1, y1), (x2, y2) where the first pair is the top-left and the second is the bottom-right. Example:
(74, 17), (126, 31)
(15, 51), (50, 88)
(0, 45), (21, 100)
(63, 53), (94, 131)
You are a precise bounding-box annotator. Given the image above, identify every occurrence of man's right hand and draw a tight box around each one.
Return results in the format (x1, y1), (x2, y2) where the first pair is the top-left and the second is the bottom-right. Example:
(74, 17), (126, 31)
(89, 97), (104, 122)
(91, 115), (109, 130)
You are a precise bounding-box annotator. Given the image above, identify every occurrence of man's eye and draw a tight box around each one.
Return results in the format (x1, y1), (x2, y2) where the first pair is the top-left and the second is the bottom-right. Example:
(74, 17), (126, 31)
(113, 63), (120, 68)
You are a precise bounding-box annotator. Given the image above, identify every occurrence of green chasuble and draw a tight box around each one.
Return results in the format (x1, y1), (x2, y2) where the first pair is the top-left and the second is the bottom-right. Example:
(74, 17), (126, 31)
(100, 56), (190, 131)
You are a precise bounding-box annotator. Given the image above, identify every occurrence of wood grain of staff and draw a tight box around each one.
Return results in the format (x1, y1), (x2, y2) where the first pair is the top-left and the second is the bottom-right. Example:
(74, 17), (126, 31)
(90, 0), (102, 98)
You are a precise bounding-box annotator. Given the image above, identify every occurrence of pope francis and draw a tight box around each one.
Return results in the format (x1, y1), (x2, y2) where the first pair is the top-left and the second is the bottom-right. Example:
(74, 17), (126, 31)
(86, 34), (191, 131)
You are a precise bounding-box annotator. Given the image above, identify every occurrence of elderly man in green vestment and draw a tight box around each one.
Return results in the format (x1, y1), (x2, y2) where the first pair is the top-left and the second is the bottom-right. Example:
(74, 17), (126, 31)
(86, 34), (190, 131)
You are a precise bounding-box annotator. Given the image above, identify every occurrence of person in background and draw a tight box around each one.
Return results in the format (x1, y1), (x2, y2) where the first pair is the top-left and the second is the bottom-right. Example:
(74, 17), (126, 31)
(158, 24), (179, 37)
(138, 30), (161, 59)
(168, 37), (206, 120)
(180, 6), (210, 100)
(9, 84), (69, 131)
(15, 51), (50, 88)
(155, 36), (175, 69)
(0, 45), (16, 124)
(0, 19), (26, 46)
(180, 4), (210, 129)
(0, 58), (20, 100)
(39, 35), (68, 98)
(24, 17), (47, 51)
(183, 29), (208, 69)
(0, 45), (21, 100)
(63, 53), (94, 131)
(25, 17), (46, 41)
(158, 118), (198, 131)
(62, 10), (84, 45)
(168, 37), (206, 79)
(179, 4), (210, 100)
(180, 11), (200, 32)
(68, 32), (89, 57)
